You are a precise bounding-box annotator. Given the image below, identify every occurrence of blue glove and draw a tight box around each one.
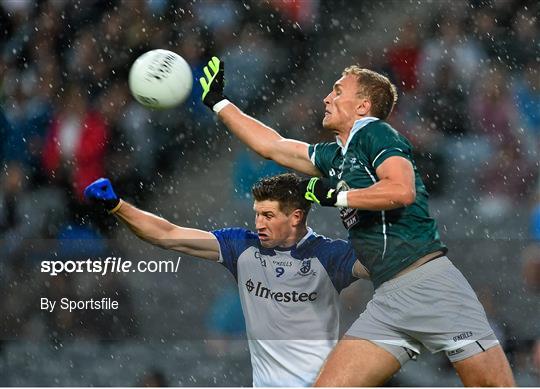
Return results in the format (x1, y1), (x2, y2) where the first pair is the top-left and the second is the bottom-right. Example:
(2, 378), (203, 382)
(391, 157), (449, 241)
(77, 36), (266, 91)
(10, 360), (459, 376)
(84, 178), (121, 212)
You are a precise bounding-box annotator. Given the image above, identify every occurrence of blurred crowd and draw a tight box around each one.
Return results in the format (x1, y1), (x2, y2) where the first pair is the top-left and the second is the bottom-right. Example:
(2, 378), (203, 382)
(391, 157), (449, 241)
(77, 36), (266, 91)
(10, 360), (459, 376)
(0, 0), (314, 344)
(0, 0), (539, 385)
(384, 2), (539, 213)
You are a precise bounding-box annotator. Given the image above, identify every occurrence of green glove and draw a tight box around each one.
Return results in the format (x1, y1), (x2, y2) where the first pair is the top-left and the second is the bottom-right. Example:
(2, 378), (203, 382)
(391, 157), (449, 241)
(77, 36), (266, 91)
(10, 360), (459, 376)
(199, 56), (226, 109)
(301, 177), (338, 207)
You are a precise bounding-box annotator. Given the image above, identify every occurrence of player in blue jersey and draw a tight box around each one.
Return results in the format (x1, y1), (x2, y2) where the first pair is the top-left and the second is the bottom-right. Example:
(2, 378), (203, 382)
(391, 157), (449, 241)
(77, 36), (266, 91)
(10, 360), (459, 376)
(84, 173), (365, 387)
(198, 57), (515, 386)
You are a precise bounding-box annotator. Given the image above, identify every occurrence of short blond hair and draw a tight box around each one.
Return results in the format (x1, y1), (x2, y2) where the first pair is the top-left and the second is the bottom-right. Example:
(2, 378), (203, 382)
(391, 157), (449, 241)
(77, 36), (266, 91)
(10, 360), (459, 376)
(342, 66), (398, 120)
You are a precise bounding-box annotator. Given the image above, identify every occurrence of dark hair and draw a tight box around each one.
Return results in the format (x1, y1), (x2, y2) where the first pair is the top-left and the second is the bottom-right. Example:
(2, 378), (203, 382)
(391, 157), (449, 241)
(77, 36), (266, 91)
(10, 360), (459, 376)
(252, 173), (311, 219)
(342, 66), (398, 120)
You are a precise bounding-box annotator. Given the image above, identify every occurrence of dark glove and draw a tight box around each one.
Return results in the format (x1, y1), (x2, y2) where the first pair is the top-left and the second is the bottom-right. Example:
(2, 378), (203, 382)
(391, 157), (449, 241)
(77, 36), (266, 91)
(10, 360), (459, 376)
(84, 178), (121, 213)
(300, 177), (338, 207)
(199, 56), (226, 109)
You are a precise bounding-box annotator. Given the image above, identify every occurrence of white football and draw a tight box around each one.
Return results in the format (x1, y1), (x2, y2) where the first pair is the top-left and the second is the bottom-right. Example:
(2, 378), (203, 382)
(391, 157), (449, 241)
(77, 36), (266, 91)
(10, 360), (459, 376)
(128, 49), (193, 109)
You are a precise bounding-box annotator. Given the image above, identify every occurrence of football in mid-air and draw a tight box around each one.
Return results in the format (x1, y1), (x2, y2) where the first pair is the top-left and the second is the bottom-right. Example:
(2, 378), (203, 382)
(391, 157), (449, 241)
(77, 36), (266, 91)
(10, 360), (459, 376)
(128, 49), (193, 109)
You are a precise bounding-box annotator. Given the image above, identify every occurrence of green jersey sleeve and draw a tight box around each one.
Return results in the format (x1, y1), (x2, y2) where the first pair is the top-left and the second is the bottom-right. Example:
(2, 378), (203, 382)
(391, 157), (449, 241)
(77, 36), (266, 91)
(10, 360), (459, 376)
(308, 142), (339, 178)
(363, 122), (413, 169)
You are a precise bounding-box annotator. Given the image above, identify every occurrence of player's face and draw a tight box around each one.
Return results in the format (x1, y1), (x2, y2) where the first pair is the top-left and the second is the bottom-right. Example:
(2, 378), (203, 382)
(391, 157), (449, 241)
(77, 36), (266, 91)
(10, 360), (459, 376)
(322, 74), (363, 132)
(254, 200), (297, 248)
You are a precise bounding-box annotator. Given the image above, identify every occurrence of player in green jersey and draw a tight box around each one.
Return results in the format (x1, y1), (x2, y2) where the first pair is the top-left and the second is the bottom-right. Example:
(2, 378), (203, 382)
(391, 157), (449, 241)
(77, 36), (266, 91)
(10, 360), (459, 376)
(199, 57), (515, 386)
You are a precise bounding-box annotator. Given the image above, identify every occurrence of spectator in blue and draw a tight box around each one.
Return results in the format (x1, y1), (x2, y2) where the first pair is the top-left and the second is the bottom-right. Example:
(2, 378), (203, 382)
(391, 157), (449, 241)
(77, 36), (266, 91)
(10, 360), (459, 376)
(0, 106), (12, 172)
(522, 201), (540, 292)
(514, 61), (540, 138)
(233, 149), (285, 200)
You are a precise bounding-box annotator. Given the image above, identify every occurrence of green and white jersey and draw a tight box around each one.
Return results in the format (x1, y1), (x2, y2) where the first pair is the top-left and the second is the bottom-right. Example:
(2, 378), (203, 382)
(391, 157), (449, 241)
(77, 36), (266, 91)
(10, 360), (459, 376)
(308, 117), (447, 288)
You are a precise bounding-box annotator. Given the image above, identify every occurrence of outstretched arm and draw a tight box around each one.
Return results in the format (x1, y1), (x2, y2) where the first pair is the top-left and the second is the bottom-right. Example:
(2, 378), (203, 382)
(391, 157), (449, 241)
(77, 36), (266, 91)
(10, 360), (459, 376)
(114, 200), (220, 260)
(218, 103), (320, 176)
(84, 178), (220, 261)
(200, 57), (320, 176)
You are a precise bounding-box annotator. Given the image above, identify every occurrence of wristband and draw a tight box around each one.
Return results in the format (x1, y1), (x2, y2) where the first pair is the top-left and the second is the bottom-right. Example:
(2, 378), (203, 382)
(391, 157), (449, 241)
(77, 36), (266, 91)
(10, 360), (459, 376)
(108, 199), (124, 214)
(336, 191), (349, 208)
(213, 99), (231, 113)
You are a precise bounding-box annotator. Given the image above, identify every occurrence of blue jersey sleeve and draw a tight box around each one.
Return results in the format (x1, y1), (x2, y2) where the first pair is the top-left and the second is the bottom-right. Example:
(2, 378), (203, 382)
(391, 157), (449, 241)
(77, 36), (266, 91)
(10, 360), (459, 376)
(316, 238), (358, 293)
(211, 228), (257, 280)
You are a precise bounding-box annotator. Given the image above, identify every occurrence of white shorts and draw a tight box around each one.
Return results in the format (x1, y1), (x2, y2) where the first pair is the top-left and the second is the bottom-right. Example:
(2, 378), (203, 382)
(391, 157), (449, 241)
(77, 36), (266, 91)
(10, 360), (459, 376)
(346, 257), (499, 365)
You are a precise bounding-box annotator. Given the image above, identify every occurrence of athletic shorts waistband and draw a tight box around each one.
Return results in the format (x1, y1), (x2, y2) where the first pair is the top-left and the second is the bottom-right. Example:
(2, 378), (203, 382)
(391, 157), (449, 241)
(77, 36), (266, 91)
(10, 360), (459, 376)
(376, 256), (452, 295)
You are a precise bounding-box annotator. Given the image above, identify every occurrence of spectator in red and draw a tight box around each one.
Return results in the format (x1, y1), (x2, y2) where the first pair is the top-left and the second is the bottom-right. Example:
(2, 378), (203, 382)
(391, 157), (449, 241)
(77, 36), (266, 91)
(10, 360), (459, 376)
(387, 21), (421, 91)
(42, 84), (108, 199)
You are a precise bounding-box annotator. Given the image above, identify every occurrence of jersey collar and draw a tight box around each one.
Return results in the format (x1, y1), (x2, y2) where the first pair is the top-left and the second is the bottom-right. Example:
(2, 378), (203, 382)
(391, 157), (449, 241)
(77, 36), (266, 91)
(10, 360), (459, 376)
(336, 116), (379, 155)
(296, 227), (314, 248)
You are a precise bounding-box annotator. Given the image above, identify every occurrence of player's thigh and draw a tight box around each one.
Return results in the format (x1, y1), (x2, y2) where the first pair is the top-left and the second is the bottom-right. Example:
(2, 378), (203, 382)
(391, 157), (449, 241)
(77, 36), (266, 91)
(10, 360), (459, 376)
(314, 336), (401, 387)
(452, 345), (515, 387)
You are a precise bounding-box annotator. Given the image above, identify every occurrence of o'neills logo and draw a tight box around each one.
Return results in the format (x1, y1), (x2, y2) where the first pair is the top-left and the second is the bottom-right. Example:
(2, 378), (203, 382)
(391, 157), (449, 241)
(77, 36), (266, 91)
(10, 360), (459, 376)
(245, 279), (317, 302)
(453, 332), (473, 342)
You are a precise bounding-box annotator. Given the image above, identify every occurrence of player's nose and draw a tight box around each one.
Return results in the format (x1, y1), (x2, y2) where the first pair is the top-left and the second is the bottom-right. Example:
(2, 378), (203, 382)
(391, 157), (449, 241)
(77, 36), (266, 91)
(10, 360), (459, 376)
(255, 217), (265, 230)
(323, 92), (332, 105)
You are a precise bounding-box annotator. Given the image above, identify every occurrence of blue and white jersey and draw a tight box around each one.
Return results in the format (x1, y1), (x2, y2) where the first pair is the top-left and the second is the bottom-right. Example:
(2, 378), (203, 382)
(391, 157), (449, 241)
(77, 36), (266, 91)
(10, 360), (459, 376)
(212, 227), (358, 387)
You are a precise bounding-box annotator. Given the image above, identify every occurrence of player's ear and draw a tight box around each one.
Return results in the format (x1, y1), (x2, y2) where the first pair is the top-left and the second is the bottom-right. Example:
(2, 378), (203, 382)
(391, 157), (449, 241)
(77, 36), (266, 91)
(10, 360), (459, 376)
(356, 97), (371, 116)
(290, 209), (304, 227)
